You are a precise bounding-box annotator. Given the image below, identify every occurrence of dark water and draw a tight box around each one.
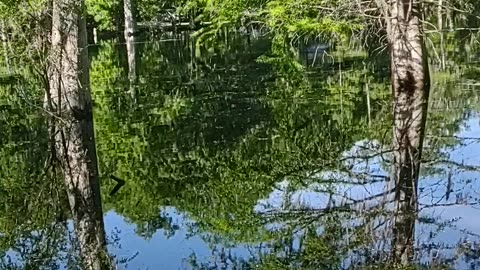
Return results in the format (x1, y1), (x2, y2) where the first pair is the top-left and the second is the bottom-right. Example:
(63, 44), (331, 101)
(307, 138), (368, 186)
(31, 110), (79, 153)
(2, 32), (480, 269)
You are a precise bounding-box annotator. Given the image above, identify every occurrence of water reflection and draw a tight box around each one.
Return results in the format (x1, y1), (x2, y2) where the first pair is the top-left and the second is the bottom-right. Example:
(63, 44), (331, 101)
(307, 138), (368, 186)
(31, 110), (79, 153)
(2, 32), (480, 269)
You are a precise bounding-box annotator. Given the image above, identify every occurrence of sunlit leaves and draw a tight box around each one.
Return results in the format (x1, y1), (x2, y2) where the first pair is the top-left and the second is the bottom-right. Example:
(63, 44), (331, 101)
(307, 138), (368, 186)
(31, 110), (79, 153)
(86, 0), (121, 31)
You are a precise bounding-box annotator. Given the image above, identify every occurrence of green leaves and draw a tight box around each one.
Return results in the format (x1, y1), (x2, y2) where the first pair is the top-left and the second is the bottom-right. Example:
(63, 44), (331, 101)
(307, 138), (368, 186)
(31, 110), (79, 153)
(86, 0), (120, 30)
(265, 0), (360, 39)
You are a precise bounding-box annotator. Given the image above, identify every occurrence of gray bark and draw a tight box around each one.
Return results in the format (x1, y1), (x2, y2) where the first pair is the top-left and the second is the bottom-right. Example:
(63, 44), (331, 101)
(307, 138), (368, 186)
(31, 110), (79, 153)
(1, 20), (10, 71)
(438, 0), (443, 30)
(447, 9), (454, 30)
(438, 0), (446, 70)
(48, 0), (112, 269)
(126, 36), (137, 97)
(124, 0), (137, 87)
(385, 0), (430, 265)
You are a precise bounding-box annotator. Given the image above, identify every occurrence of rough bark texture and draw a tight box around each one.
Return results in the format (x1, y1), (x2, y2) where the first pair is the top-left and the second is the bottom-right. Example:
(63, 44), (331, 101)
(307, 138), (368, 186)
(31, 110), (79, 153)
(48, 0), (111, 269)
(385, 0), (430, 265)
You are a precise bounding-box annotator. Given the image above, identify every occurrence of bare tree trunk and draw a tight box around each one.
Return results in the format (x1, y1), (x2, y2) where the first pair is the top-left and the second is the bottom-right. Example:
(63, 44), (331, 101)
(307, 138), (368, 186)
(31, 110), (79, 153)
(48, 0), (112, 269)
(438, 0), (446, 70)
(447, 9), (454, 30)
(124, 0), (137, 96)
(126, 36), (137, 97)
(364, 65), (371, 126)
(385, 0), (430, 265)
(389, 90), (428, 265)
(438, 0), (443, 29)
(1, 20), (10, 72)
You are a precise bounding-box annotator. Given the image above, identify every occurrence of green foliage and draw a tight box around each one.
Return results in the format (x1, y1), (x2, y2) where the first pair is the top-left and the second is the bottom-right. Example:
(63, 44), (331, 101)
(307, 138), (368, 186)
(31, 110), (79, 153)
(137, 0), (181, 22)
(88, 33), (391, 252)
(2, 6), (480, 264)
(181, 0), (366, 56)
(87, 33), (480, 269)
(264, 0), (361, 41)
(0, 72), (75, 269)
(0, 0), (46, 19)
(256, 35), (304, 80)
(86, 0), (121, 30)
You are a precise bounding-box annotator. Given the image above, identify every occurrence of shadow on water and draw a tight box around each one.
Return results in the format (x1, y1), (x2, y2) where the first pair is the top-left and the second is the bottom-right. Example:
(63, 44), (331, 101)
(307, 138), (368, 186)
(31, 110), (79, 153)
(2, 31), (480, 269)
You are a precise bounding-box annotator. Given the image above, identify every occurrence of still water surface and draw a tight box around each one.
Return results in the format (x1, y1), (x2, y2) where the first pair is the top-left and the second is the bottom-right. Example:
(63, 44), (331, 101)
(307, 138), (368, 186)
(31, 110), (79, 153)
(2, 33), (480, 269)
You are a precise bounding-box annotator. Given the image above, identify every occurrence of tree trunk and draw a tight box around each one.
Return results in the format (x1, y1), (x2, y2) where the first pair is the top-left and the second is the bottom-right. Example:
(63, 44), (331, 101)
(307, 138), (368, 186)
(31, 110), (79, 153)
(437, 0), (443, 29)
(48, 0), (112, 269)
(389, 89), (428, 265)
(438, 0), (446, 70)
(124, 0), (137, 92)
(447, 9), (454, 30)
(385, 0), (430, 265)
(126, 35), (137, 97)
(1, 20), (10, 71)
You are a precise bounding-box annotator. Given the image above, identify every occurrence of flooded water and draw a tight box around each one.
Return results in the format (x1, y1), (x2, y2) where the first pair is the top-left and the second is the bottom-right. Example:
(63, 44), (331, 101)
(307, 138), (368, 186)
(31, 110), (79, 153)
(2, 32), (480, 269)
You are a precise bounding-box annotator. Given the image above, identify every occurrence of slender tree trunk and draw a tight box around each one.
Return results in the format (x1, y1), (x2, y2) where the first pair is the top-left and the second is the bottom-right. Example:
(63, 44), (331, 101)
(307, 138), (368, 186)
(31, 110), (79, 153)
(385, 0), (430, 265)
(437, 0), (443, 29)
(364, 65), (371, 126)
(447, 9), (454, 30)
(48, 0), (112, 269)
(389, 89), (428, 265)
(438, 0), (446, 70)
(125, 34), (137, 98)
(1, 20), (10, 72)
(124, 0), (137, 95)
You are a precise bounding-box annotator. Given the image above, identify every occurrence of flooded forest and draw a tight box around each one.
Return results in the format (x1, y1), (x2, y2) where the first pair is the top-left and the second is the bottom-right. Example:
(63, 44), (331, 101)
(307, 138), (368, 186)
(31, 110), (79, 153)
(1, 0), (480, 269)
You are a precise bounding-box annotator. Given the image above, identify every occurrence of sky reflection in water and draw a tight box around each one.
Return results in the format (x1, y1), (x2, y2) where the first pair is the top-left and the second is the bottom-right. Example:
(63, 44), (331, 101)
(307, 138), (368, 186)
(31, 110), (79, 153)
(106, 113), (480, 269)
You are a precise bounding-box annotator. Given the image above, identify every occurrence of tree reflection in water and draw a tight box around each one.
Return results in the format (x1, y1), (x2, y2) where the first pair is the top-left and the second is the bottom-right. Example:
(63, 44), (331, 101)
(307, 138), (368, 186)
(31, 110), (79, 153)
(2, 32), (480, 269)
